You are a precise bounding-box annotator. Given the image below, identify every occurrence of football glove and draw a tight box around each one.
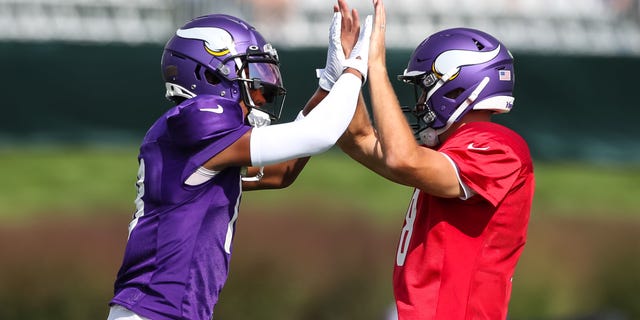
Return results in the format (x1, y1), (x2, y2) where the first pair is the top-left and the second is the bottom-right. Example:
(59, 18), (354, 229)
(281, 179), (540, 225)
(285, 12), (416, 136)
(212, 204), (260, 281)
(343, 15), (373, 83)
(317, 12), (346, 91)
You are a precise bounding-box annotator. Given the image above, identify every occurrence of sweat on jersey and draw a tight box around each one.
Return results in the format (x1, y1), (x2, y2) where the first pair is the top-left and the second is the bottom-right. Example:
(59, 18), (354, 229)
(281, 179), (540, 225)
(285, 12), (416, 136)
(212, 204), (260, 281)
(110, 95), (251, 320)
(393, 122), (535, 320)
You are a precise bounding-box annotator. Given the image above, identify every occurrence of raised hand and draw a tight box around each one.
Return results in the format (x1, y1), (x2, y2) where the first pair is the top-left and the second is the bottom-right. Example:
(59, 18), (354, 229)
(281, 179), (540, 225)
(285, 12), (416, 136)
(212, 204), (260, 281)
(339, 0), (373, 82)
(317, 10), (345, 91)
(369, 0), (386, 68)
(317, 0), (360, 91)
(336, 0), (360, 59)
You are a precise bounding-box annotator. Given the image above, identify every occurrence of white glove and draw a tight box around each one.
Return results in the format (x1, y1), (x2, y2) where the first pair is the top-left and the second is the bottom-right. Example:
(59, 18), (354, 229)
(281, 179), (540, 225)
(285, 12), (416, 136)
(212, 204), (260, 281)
(317, 12), (346, 91)
(343, 15), (373, 83)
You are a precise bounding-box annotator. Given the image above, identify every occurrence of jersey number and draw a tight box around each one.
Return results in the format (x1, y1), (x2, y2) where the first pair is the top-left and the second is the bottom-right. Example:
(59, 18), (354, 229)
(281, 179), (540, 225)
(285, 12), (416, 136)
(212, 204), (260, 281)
(128, 158), (146, 238)
(396, 189), (419, 266)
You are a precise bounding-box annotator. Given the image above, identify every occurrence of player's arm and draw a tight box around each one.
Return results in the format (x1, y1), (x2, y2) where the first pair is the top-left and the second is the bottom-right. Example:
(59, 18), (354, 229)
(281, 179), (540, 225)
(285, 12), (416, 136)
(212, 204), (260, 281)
(241, 89), (327, 190)
(337, 93), (387, 176)
(204, 69), (362, 179)
(242, 1), (365, 190)
(335, 0), (403, 185)
(347, 0), (462, 198)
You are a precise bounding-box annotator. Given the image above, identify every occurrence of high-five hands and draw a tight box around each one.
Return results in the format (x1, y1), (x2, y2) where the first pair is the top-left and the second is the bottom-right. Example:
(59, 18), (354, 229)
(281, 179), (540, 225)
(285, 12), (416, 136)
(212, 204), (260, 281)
(368, 0), (386, 68)
(317, 11), (348, 91)
(343, 14), (372, 83)
(317, 0), (373, 90)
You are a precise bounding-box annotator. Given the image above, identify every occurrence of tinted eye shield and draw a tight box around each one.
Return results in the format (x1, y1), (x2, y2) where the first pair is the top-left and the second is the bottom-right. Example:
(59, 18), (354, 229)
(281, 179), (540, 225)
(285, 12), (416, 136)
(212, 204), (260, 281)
(230, 52), (286, 98)
(218, 51), (287, 119)
(221, 49), (283, 81)
(247, 79), (286, 103)
(243, 62), (286, 106)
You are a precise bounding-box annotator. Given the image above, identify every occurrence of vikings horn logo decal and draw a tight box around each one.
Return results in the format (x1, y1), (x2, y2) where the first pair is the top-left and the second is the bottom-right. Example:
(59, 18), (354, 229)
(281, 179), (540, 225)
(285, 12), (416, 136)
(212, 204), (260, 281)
(176, 27), (235, 56)
(433, 45), (501, 79)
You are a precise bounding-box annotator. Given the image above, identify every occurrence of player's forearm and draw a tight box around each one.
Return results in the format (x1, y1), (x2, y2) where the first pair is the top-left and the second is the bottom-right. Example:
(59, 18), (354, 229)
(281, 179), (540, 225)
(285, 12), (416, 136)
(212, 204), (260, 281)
(242, 157), (310, 190)
(250, 73), (361, 167)
(337, 88), (398, 183)
(338, 95), (376, 163)
(338, 94), (371, 143)
(367, 65), (460, 193)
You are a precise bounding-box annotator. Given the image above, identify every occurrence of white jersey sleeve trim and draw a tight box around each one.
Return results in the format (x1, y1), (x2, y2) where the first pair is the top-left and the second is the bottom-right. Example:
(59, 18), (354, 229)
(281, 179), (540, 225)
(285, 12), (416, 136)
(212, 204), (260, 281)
(440, 152), (476, 200)
(185, 166), (220, 186)
(250, 73), (360, 166)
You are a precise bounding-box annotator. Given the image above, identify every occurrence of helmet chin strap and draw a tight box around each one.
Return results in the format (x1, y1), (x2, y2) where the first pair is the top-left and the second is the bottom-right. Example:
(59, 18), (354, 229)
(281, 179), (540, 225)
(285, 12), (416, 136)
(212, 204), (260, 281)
(420, 76), (490, 147)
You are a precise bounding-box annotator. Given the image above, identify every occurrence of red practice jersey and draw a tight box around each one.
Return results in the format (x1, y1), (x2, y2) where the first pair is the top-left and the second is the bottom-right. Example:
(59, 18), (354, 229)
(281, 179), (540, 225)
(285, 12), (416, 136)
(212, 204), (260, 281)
(393, 122), (535, 320)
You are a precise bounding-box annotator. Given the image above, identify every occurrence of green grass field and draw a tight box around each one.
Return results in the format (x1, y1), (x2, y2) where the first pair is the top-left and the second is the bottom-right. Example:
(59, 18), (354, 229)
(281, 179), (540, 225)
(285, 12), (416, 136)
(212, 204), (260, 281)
(1, 146), (639, 319)
(1, 145), (639, 221)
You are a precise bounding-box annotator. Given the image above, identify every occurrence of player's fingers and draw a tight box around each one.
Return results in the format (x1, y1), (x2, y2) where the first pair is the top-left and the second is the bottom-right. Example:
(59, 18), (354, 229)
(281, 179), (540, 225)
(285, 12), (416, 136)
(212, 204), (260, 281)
(338, 0), (352, 28)
(369, 0), (385, 62)
(373, 0), (386, 35)
(378, 0), (386, 25)
(352, 8), (360, 33)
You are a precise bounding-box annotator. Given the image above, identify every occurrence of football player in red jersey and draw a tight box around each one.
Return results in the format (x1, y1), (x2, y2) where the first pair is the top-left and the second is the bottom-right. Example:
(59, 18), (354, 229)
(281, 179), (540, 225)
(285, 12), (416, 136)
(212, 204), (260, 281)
(338, 1), (535, 319)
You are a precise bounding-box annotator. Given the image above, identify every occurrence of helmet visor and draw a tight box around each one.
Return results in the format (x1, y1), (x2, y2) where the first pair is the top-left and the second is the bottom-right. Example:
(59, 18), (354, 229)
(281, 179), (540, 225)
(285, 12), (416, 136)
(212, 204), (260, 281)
(248, 80), (286, 120)
(247, 62), (283, 88)
(240, 62), (286, 120)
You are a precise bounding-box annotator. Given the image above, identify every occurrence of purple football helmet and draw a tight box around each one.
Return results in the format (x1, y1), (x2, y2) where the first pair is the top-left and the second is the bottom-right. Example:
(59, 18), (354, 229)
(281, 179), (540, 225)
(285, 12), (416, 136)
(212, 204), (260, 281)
(161, 14), (286, 120)
(398, 28), (515, 146)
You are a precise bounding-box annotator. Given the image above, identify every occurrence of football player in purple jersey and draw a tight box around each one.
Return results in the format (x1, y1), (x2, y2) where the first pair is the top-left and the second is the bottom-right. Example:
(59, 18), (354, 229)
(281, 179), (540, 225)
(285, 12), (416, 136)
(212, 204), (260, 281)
(107, 3), (373, 320)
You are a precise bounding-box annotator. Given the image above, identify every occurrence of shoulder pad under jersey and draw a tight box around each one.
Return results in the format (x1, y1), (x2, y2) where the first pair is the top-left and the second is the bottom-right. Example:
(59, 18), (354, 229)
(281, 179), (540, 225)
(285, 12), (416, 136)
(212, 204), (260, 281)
(166, 95), (247, 147)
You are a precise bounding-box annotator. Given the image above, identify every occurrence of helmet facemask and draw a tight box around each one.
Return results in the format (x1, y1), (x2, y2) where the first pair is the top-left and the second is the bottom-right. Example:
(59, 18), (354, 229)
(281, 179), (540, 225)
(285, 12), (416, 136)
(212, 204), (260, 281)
(400, 72), (437, 126)
(226, 44), (286, 122)
(398, 70), (447, 146)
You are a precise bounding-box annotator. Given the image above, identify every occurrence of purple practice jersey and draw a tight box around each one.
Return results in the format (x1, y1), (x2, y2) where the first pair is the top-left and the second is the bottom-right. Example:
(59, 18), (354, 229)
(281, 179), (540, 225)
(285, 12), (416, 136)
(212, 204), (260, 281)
(110, 95), (252, 320)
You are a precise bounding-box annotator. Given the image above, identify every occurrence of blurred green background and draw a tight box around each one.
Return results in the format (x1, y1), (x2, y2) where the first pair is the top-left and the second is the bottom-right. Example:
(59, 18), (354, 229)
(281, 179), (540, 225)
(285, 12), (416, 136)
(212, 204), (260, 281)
(1, 33), (640, 320)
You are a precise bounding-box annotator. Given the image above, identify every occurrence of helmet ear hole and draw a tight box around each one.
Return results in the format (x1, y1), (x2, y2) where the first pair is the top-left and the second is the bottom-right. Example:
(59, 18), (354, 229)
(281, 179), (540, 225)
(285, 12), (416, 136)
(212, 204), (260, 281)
(204, 70), (221, 85)
(444, 88), (465, 99)
(194, 65), (202, 81)
(164, 65), (178, 80)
